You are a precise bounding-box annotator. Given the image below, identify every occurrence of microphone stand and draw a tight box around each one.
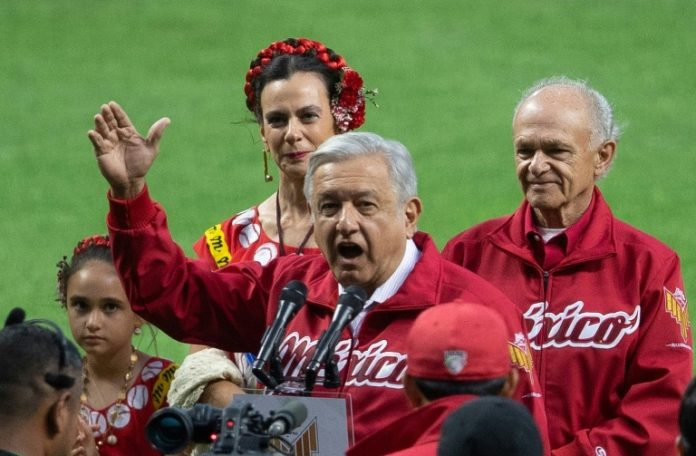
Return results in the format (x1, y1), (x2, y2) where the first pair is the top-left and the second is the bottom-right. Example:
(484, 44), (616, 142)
(252, 341), (285, 390)
(303, 338), (341, 392)
(269, 351), (285, 388)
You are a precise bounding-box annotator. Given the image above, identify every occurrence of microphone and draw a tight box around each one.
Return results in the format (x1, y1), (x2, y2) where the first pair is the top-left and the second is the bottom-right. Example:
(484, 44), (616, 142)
(4, 307), (26, 327)
(304, 286), (367, 390)
(252, 280), (308, 388)
(267, 400), (308, 437)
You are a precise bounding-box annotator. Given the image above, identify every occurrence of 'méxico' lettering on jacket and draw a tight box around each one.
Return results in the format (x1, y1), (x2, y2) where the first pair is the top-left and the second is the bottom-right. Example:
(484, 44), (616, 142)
(524, 301), (641, 350)
(279, 331), (407, 389)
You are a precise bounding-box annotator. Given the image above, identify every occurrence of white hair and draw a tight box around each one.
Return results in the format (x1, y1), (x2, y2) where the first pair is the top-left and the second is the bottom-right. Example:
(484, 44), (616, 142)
(514, 76), (622, 177)
(304, 132), (418, 205)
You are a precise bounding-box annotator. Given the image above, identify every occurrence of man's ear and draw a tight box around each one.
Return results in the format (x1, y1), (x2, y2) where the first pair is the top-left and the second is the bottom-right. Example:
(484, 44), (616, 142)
(594, 140), (616, 178)
(499, 369), (519, 398)
(677, 435), (687, 456)
(404, 197), (422, 238)
(403, 374), (426, 408)
(45, 392), (71, 437)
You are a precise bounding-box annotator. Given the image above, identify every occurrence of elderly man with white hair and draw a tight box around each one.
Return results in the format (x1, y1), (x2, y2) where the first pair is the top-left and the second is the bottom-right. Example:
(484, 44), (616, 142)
(444, 77), (692, 455)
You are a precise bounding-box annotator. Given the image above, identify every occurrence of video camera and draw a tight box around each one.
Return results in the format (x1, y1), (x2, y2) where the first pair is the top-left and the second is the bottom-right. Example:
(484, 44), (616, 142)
(146, 399), (307, 455)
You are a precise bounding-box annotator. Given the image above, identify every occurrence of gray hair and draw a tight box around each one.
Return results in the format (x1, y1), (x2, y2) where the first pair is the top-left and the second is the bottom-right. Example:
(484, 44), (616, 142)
(515, 76), (622, 147)
(304, 132), (418, 206)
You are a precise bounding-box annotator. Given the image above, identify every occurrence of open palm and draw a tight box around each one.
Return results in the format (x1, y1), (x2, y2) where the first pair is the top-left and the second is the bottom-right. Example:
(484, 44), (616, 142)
(88, 101), (170, 199)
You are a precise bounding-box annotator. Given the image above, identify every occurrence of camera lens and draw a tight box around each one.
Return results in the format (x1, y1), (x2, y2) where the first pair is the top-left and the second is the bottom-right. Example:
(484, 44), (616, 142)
(146, 407), (194, 454)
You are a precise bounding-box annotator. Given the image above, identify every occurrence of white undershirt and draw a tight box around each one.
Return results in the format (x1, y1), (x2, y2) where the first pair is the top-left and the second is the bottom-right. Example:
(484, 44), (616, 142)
(338, 238), (422, 337)
(537, 226), (566, 243)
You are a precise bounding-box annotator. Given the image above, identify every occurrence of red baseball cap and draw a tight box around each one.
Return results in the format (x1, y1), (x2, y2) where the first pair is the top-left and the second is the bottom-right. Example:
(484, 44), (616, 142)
(406, 301), (510, 381)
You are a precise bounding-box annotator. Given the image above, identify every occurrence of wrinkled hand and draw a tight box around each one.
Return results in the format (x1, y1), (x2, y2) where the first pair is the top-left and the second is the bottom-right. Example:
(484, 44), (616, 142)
(87, 101), (170, 199)
(71, 416), (99, 456)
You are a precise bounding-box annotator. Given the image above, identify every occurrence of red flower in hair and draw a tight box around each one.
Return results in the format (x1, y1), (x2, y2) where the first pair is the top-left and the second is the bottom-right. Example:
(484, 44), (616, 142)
(331, 68), (366, 132)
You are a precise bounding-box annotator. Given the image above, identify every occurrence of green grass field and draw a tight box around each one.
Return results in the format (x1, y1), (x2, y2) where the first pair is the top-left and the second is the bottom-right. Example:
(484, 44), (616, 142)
(1, 0), (694, 364)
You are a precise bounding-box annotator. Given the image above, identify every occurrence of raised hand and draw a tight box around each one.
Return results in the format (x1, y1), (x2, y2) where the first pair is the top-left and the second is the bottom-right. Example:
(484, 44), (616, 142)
(87, 101), (170, 199)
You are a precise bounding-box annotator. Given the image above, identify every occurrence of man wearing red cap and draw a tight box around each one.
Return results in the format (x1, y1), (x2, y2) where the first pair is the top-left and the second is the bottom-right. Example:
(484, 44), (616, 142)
(346, 302), (542, 456)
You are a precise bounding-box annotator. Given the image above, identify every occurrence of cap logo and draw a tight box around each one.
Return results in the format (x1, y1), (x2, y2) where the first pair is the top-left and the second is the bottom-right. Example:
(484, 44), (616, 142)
(444, 350), (467, 375)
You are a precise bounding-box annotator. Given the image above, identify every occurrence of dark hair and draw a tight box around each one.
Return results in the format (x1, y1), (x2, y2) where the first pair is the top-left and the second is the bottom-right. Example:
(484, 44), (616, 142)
(56, 235), (112, 306)
(249, 53), (341, 122)
(414, 376), (507, 401)
(438, 397), (543, 456)
(0, 319), (81, 419)
(680, 377), (696, 456)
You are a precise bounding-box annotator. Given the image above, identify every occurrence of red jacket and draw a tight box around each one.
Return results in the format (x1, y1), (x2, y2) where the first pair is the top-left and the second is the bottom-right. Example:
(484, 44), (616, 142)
(346, 394), (478, 456)
(105, 187), (548, 447)
(443, 188), (692, 455)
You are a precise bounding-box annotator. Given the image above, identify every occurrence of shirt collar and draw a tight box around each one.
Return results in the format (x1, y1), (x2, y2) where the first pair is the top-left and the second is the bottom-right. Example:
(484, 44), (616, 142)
(339, 238), (422, 305)
(340, 238), (422, 336)
(524, 191), (596, 253)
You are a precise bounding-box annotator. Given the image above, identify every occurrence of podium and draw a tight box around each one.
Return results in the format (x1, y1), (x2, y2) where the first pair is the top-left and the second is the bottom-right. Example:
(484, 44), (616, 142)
(238, 386), (353, 456)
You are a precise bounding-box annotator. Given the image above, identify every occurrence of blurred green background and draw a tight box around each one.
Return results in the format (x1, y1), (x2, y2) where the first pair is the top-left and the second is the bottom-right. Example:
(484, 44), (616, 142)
(1, 0), (694, 364)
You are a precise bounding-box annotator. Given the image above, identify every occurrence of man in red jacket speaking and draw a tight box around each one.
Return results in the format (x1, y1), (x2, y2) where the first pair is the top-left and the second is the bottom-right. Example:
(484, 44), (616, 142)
(443, 77), (692, 455)
(86, 102), (548, 448)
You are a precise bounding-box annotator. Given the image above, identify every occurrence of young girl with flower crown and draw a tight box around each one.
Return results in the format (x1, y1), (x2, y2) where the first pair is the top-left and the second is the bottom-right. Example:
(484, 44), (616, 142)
(57, 235), (177, 455)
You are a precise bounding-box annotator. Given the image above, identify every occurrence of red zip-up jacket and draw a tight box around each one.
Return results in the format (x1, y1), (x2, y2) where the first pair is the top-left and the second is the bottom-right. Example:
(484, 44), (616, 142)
(105, 187), (548, 448)
(443, 187), (692, 455)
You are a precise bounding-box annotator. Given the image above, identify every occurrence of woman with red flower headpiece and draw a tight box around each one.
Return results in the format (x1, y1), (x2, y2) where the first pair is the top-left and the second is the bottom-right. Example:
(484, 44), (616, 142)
(194, 37), (368, 273)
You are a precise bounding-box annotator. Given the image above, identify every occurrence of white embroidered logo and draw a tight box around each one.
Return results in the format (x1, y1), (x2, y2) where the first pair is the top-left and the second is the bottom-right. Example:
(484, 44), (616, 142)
(279, 332), (407, 389)
(524, 301), (640, 350)
(444, 350), (467, 375)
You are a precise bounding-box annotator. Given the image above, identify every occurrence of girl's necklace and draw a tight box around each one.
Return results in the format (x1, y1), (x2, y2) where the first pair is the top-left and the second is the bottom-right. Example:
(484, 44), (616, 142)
(275, 191), (313, 256)
(81, 345), (138, 447)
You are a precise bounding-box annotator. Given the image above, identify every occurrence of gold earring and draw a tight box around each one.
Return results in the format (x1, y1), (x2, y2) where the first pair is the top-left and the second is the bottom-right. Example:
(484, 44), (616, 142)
(263, 148), (273, 182)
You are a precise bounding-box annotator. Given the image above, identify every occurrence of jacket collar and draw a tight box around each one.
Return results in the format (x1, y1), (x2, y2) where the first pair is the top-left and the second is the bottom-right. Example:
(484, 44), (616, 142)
(488, 187), (617, 268)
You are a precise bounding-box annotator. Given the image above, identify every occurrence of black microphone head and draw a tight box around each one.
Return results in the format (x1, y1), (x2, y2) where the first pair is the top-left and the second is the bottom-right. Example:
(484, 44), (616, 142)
(279, 400), (308, 428)
(269, 400), (308, 436)
(280, 280), (308, 305)
(4, 307), (26, 327)
(340, 285), (367, 315)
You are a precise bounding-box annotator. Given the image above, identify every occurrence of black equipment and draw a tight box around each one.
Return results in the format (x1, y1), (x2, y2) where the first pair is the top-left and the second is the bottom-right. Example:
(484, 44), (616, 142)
(146, 399), (308, 455)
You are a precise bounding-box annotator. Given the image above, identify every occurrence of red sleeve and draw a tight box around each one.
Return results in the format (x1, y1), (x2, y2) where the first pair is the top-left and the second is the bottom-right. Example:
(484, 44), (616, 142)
(552, 255), (692, 456)
(106, 186), (271, 353)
